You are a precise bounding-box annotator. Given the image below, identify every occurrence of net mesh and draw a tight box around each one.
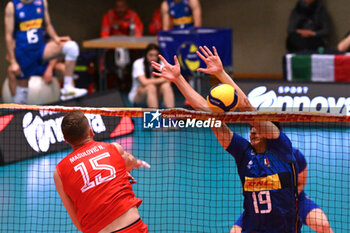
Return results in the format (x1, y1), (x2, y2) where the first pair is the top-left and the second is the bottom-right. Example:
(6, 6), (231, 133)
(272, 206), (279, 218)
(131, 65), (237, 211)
(0, 105), (349, 232)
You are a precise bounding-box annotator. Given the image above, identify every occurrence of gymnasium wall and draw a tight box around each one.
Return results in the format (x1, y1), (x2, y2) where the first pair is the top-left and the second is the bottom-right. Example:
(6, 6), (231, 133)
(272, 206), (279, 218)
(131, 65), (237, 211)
(0, 0), (349, 87)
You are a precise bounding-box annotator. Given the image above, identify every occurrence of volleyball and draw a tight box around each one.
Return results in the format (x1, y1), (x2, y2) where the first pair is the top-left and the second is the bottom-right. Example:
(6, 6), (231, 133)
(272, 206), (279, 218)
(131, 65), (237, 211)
(207, 84), (239, 113)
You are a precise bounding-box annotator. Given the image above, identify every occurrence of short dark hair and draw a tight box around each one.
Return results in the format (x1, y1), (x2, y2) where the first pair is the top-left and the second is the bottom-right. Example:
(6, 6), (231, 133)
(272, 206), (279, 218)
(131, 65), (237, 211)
(61, 110), (90, 144)
(250, 121), (282, 131)
(272, 121), (282, 131)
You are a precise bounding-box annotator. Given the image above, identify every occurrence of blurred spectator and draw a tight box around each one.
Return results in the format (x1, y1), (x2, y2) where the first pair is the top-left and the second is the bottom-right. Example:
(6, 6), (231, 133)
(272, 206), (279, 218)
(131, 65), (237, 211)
(129, 44), (174, 108)
(149, 7), (162, 35)
(161, 0), (202, 30)
(337, 32), (350, 52)
(101, 0), (143, 37)
(286, 0), (330, 53)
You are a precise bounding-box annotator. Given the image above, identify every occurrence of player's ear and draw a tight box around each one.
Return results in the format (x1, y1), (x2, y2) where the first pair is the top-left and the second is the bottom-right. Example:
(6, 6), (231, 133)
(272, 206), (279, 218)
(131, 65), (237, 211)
(89, 127), (95, 137)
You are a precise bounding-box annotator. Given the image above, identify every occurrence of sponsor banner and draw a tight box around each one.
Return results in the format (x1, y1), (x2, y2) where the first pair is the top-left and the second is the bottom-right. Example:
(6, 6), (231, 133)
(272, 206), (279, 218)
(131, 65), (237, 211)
(238, 80), (350, 115)
(0, 110), (133, 165)
(19, 18), (43, 31)
(244, 174), (282, 192)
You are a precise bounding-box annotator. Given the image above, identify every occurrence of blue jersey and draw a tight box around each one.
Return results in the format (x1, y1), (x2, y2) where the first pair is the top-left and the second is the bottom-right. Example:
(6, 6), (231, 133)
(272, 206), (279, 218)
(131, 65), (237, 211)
(13, 0), (45, 51)
(227, 131), (301, 233)
(167, 0), (194, 29)
(13, 0), (47, 79)
(293, 148), (307, 173)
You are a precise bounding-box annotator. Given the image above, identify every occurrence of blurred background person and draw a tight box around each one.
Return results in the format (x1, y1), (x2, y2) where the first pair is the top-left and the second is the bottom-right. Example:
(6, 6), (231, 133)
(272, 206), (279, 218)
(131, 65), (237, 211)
(100, 0), (144, 92)
(129, 44), (174, 108)
(286, 0), (330, 53)
(161, 0), (202, 30)
(100, 0), (143, 37)
(148, 5), (162, 35)
(337, 31), (350, 52)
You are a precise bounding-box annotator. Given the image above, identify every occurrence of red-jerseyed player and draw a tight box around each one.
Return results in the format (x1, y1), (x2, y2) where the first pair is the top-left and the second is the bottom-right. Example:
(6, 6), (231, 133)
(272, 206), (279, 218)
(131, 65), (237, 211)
(54, 110), (150, 233)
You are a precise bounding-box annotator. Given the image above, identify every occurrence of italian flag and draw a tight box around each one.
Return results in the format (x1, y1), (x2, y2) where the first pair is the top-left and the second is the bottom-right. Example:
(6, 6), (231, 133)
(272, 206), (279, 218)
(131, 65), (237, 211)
(286, 54), (350, 82)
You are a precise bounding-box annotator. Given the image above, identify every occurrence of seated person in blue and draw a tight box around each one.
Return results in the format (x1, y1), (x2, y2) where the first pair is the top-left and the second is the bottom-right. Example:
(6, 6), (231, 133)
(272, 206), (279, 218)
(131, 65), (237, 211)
(5, 0), (87, 103)
(151, 46), (302, 233)
(161, 0), (201, 30)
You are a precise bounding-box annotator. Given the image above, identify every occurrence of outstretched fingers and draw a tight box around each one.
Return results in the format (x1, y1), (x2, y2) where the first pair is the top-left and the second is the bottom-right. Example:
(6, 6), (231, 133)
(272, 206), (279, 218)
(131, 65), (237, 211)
(158, 54), (170, 66)
(212, 46), (219, 57)
(174, 55), (179, 66)
(151, 61), (163, 77)
(203, 46), (213, 56)
(196, 50), (206, 62)
(199, 46), (209, 58)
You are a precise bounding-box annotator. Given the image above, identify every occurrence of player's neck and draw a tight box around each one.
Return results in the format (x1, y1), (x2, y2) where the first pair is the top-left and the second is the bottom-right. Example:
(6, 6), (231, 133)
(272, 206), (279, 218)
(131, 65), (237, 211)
(253, 143), (267, 154)
(71, 138), (94, 151)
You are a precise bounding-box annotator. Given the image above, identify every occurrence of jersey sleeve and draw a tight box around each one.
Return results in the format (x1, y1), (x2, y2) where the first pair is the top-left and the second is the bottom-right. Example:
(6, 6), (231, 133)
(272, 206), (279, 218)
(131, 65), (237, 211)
(225, 133), (250, 165)
(294, 148), (307, 173)
(266, 131), (294, 163)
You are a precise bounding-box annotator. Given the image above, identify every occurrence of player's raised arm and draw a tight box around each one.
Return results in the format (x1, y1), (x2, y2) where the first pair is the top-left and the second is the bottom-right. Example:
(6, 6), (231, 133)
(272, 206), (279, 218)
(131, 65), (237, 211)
(196, 46), (253, 112)
(152, 55), (209, 111)
(112, 142), (150, 172)
(152, 55), (234, 149)
(197, 46), (280, 139)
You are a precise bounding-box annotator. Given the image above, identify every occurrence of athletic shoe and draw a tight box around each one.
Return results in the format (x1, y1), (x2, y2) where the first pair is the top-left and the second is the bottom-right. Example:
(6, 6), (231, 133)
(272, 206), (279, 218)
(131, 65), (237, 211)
(60, 87), (88, 101)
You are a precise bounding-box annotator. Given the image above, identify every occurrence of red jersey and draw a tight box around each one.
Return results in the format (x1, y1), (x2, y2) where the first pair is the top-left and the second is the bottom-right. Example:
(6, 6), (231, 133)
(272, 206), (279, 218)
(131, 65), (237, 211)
(56, 141), (142, 233)
(148, 8), (162, 35)
(100, 9), (144, 37)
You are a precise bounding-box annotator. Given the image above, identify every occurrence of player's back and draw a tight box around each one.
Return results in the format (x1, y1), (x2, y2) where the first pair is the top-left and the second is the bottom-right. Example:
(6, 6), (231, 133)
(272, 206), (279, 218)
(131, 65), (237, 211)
(12, 0), (45, 50)
(56, 141), (142, 233)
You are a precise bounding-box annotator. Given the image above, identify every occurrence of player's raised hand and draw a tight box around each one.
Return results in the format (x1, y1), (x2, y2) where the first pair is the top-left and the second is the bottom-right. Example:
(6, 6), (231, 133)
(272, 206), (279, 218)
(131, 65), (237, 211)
(196, 46), (224, 76)
(151, 55), (181, 83)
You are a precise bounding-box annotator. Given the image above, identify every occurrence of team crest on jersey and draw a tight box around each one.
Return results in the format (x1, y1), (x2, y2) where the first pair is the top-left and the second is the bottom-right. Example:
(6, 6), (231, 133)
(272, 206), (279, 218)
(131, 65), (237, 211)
(36, 7), (42, 14)
(264, 158), (271, 167)
(247, 160), (253, 169)
(19, 11), (25, 19)
(16, 3), (23, 10)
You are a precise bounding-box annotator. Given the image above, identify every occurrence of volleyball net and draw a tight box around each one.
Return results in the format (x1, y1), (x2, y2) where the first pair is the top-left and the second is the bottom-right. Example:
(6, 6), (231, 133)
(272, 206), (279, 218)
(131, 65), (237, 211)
(0, 104), (349, 233)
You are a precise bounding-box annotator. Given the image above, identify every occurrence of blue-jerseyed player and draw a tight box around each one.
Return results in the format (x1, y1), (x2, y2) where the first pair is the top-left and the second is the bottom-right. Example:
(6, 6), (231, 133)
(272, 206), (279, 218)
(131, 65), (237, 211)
(151, 46), (302, 233)
(5, 0), (87, 103)
(161, 0), (202, 30)
(231, 147), (334, 233)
